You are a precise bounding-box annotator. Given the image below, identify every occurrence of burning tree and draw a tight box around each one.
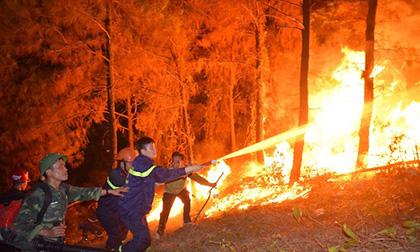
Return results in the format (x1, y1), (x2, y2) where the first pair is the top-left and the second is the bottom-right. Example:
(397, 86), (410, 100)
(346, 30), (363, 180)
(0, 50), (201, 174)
(356, 0), (378, 169)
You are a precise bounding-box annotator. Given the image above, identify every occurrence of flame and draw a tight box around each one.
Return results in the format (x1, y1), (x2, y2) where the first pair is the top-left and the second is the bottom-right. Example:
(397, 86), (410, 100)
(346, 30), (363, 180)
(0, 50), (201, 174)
(194, 160), (231, 200)
(303, 47), (418, 176)
(147, 161), (231, 222)
(147, 47), (418, 224)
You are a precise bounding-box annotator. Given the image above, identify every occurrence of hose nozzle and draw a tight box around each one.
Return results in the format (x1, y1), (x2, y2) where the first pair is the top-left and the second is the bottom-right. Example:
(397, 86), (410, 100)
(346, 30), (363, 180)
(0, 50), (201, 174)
(201, 160), (217, 166)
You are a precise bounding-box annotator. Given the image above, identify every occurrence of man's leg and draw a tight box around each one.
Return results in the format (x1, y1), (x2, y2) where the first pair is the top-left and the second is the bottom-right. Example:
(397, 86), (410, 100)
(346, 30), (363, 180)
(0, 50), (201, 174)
(118, 216), (128, 244)
(178, 189), (192, 224)
(121, 215), (150, 252)
(97, 207), (123, 250)
(157, 193), (176, 235)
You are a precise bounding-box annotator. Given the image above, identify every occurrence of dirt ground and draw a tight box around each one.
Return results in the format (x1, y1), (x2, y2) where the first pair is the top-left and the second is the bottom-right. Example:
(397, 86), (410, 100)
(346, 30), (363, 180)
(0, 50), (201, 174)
(149, 168), (420, 252)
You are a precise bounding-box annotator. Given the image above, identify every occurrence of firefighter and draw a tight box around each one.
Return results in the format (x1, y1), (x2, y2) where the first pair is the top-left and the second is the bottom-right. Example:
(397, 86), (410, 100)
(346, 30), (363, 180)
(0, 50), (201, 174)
(96, 147), (137, 251)
(157, 151), (215, 236)
(118, 137), (205, 252)
(0, 166), (31, 241)
(0, 166), (30, 207)
(12, 153), (128, 251)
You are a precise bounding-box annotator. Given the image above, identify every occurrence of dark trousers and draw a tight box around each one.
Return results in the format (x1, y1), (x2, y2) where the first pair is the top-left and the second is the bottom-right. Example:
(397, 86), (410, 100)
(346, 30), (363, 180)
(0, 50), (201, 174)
(121, 214), (150, 252)
(157, 189), (191, 234)
(96, 205), (128, 250)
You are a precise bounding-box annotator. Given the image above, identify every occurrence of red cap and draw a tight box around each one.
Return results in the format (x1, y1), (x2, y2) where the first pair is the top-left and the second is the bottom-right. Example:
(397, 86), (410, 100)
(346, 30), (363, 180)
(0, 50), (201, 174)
(11, 168), (30, 183)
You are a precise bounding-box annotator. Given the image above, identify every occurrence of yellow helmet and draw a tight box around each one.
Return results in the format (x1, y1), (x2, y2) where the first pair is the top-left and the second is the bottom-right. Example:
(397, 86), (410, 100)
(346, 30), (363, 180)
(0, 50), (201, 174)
(117, 147), (138, 162)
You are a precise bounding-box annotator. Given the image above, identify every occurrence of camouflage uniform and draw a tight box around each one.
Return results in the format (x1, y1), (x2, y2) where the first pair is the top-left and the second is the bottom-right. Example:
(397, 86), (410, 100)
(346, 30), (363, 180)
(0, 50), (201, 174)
(12, 182), (101, 251)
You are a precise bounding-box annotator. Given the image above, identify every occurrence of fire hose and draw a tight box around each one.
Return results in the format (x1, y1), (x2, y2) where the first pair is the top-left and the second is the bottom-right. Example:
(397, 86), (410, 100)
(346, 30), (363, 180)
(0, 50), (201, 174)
(33, 239), (109, 252)
(193, 171), (224, 223)
(0, 238), (108, 252)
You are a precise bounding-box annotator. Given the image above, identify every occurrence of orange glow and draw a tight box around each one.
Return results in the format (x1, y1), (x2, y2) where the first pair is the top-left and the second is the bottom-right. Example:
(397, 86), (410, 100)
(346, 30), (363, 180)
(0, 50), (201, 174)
(219, 125), (309, 161)
(303, 48), (418, 176)
(147, 161), (231, 222)
(147, 47), (418, 223)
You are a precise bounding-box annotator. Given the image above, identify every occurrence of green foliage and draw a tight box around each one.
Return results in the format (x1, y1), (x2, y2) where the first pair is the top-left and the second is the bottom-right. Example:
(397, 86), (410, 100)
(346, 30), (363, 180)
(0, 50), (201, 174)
(327, 224), (358, 251)
(292, 207), (303, 223)
(328, 246), (347, 252)
(219, 239), (237, 252)
(267, 239), (286, 252)
(378, 227), (397, 239)
(342, 224), (358, 242)
(402, 220), (420, 243)
(402, 220), (420, 229)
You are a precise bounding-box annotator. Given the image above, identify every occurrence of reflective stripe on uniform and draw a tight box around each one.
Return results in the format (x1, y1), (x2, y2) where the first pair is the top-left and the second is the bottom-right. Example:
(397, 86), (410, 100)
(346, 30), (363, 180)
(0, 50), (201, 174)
(128, 165), (156, 177)
(106, 177), (119, 189)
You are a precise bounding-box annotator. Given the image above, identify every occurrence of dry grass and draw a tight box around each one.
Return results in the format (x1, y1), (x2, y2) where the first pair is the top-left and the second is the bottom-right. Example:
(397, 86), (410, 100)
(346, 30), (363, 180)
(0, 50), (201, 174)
(63, 167), (420, 251)
(150, 168), (420, 252)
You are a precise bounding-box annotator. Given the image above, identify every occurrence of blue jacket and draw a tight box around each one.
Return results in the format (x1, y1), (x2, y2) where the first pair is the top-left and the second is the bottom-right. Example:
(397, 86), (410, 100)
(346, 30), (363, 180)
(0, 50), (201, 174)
(97, 167), (127, 212)
(119, 155), (186, 217)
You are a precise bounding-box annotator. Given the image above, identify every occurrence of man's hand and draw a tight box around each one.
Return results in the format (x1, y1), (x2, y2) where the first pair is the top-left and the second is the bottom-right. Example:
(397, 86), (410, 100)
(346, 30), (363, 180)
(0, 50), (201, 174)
(39, 224), (66, 238)
(185, 164), (204, 174)
(108, 186), (128, 197)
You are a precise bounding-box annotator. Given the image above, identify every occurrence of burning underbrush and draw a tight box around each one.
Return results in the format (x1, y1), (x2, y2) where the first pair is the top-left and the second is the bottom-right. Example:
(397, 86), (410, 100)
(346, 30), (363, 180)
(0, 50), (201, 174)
(152, 165), (420, 251)
(202, 167), (311, 217)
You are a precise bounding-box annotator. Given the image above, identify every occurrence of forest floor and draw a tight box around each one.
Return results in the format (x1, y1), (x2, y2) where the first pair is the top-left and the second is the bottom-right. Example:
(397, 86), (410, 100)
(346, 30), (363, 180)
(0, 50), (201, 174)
(67, 165), (420, 252)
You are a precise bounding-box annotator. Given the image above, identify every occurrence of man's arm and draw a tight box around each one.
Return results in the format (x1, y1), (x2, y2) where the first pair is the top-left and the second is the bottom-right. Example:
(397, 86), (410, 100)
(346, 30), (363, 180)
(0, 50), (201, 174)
(67, 185), (126, 202)
(189, 173), (216, 187)
(67, 185), (102, 202)
(153, 164), (203, 183)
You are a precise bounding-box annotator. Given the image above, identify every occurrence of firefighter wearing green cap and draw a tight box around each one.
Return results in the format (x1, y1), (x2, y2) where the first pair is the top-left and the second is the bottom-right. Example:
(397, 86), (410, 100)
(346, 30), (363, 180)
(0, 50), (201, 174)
(12, 153), (128, 251)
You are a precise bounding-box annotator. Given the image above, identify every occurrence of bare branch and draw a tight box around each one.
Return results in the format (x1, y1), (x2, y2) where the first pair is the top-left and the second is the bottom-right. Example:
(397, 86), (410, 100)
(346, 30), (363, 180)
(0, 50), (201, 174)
(274, 0), (302, 8)
(241, 4), (258, 27)
(260, 1), (304, 28)
(115, 111), (129, 119)
(76, 9), (111, 40)
(264, 14), (304, 30)
(52, 26), (68, 44)
(118, 124), (129, 131)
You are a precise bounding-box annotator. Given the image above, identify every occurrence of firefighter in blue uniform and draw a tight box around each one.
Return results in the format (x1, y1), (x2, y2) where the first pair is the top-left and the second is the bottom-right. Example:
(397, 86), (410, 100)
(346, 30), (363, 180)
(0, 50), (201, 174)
(119, 137), (205, 252)
(96, 147), (137, 251)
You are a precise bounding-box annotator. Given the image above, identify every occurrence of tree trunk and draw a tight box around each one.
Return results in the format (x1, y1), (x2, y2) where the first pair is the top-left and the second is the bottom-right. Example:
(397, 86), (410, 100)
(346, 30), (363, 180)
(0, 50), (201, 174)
(229, 41), (237, 152)
(357, 0), (377, 169)
(104, 1), (118, 166)
(254, 5), (267, 164)
(169, 47), (195, 162)
(127, 96), (134, 149)
(181, 83), (195, 162)
(290, 0), (310, 185)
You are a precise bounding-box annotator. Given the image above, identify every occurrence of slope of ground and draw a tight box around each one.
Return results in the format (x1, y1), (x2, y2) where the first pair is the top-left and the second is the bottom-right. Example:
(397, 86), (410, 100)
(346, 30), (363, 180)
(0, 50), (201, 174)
(151, 168), (420, 251)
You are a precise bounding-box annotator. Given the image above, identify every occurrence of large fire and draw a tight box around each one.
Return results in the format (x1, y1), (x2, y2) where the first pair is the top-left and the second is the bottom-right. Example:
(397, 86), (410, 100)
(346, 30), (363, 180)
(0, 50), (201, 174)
(147, 47), (419, 223)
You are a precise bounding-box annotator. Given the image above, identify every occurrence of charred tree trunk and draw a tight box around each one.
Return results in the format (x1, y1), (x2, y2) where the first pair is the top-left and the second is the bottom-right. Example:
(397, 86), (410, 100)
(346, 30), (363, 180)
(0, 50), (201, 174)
(255, 27), (264, 163)
(290, 0), (310, 185)
(229, 66), (237, 152)
(104, 1), (118, 166)
(229, 41), (237, 152)
(254, 5), (267, 164)
(127, 96), (134, 149)
(357, 0), (377, 169)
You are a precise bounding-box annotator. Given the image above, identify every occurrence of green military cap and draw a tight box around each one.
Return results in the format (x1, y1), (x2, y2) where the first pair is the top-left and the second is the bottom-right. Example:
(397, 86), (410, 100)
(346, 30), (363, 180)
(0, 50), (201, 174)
(39, 153), (67, 175)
